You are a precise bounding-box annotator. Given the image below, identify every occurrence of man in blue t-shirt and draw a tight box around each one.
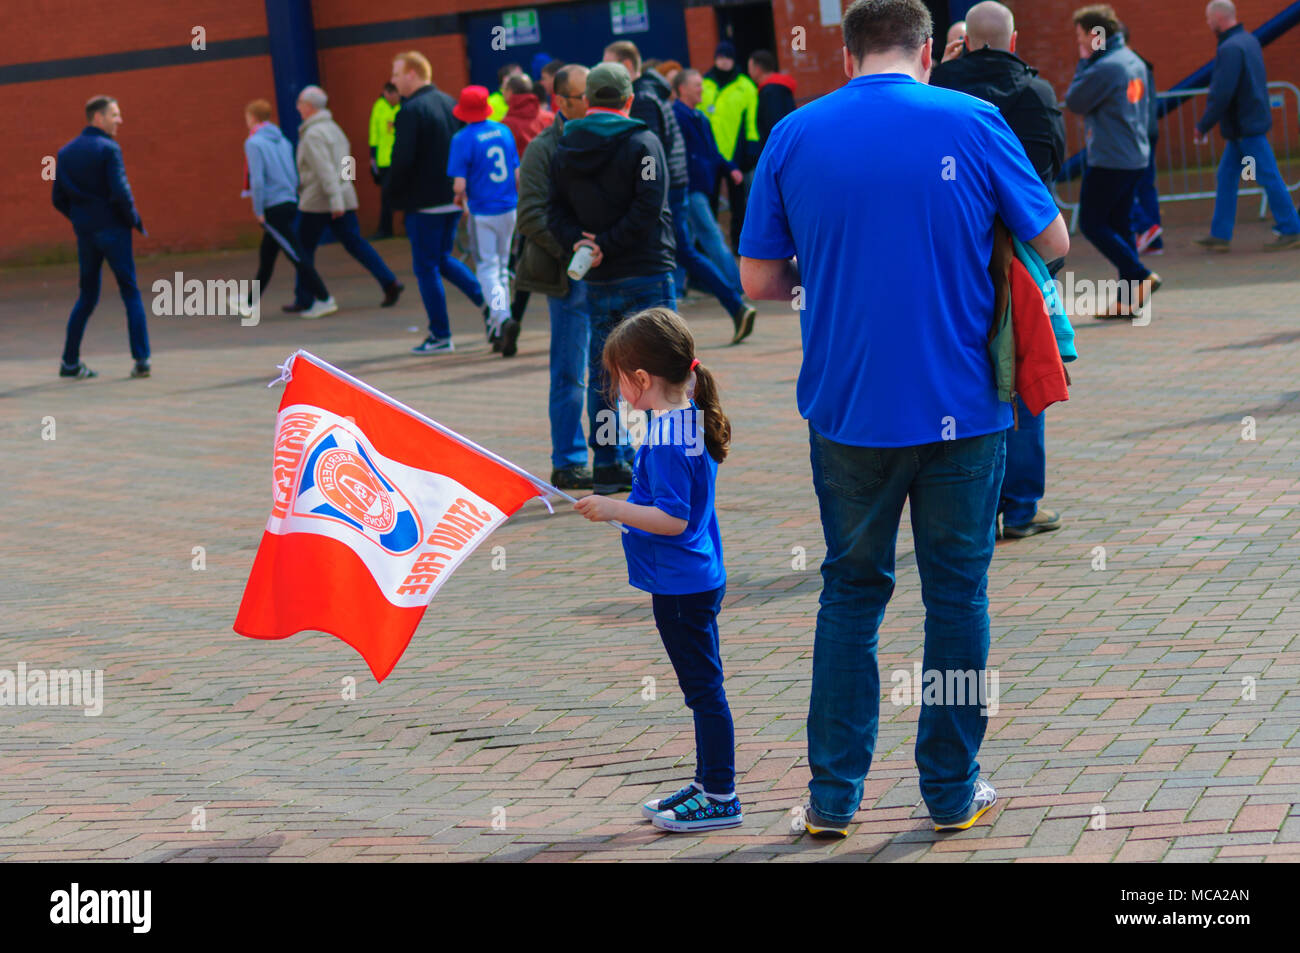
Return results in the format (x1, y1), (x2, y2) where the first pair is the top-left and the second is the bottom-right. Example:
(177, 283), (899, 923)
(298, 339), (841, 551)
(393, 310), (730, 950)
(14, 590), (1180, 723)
(448, 86), (521, 344)
(739, 0), (1069, 840)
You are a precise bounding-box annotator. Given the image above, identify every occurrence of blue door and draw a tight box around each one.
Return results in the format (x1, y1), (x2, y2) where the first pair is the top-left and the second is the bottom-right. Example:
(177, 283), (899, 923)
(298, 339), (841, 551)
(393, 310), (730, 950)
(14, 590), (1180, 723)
(464, 0), (689, 89)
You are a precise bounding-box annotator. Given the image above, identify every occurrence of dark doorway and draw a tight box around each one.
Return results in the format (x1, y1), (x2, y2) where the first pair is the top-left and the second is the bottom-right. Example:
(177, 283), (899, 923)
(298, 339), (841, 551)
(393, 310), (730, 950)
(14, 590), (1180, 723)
(713, 1), (778, 69)
(927, 0), (955, 34)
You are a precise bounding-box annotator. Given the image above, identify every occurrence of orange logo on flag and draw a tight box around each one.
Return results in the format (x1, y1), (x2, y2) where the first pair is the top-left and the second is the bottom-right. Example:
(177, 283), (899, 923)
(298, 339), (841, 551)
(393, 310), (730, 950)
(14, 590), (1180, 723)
(1127, 77), (1145, 103)
(317, 448), (397, 533)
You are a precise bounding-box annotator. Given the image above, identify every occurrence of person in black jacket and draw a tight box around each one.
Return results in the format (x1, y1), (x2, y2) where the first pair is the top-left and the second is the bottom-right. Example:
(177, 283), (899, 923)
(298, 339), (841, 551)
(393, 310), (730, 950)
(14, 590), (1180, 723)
(747, 50), (796, 158)
(387, 51), (486, 354)
(548, 62), (676, 495)
(1193, 0), (1300, 251)
(51, 95), (151, 380)
(930, 1), (1068, 542)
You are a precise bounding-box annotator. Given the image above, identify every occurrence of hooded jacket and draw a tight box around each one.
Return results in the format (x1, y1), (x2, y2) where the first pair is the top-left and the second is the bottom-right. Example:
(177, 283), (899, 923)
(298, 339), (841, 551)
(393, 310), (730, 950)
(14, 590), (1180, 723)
(243, 122), (299, 216)
(1197, 23), (1272, 139)
(386, 83), (461, 212)
(502, 92), (554, 155)
(548, 111), (675, 283)
(1064, 34), (1150, 171)
(515, 115), (569, 298)
(297, 109), (359, 214)
(700, 68), (759, 168)
(51, 126), (143, 234)
(756, 73), (796, 156)
(930, 48), (1066, 187)
(630, 74), (688, 189)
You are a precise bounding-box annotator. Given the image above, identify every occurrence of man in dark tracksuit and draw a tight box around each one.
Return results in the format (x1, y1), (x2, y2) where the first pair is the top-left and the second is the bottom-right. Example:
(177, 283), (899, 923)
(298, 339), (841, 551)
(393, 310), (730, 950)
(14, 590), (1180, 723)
(1193, 1), (1300, 250)
(548, 62), (676, 495)
(51, 95), (151, 380)
(930, 0), (1067, 540)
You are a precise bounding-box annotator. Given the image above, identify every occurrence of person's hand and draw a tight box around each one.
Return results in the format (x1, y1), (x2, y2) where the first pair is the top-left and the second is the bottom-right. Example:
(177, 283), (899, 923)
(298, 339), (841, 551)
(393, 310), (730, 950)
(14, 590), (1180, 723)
(576, 233), (603, 268)
(574, 494), (620, 522)
(256, 214), (265, 224)
(1194, 132), (1209, 145)
(730, 168), (743, 185)
(331, 210), (343, 219)
(942, 37), (965, 62)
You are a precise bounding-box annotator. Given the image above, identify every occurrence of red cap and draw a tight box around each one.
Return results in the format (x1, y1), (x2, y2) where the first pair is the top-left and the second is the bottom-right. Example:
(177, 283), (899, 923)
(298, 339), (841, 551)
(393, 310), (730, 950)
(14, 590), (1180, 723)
(453, 86), (493, 123)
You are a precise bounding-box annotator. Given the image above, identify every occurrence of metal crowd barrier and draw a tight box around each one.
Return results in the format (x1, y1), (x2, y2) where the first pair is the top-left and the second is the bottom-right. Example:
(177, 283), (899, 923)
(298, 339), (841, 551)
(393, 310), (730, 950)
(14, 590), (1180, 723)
(1052, 80), (1300, 233)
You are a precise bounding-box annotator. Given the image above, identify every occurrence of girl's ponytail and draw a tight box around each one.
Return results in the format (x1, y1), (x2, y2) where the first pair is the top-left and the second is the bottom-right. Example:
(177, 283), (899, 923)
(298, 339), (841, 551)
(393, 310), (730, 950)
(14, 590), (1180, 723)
(691, 362), (730, 463)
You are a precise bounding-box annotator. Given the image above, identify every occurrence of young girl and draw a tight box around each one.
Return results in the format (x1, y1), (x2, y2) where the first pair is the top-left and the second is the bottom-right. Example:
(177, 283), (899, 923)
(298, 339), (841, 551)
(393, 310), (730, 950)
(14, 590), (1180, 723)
(574, 307), (740, 832)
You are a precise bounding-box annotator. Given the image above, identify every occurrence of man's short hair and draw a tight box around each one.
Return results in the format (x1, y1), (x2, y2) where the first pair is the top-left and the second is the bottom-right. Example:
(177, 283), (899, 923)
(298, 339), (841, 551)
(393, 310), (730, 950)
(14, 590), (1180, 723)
(541, 59), (564, 78)
(383, 81), (397, 93)
(553, 64), (587, 99)
(749, 49), (778, 73)
(298, 85), (328, 109)
(505, 73), (533, 95)
(1072, 4), (1122, 43)
(604, 40), (641, 75)
(244, 99), (273, 122)
(394, 51), (431, 81)
(842, 0), (933, 61)
(497, 62), (522, 82)
(672, 68), (701, 95)
(85, 95), (116, 122)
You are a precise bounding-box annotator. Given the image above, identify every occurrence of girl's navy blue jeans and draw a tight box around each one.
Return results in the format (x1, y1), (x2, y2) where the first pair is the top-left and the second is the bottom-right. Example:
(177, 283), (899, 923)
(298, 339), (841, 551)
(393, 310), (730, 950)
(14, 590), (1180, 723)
(650, 585), (734, 794)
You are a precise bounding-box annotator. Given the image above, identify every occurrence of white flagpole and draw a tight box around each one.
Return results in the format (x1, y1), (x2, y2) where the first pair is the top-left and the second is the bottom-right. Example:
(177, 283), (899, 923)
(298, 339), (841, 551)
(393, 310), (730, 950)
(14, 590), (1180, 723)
(281, 350), (627, 532)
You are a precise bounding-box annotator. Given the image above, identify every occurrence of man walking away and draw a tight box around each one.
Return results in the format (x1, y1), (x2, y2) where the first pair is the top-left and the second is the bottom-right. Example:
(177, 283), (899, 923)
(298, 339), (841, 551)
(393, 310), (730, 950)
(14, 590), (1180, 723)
(700, 42), (759, 248)
(739, 0), (1069, 838)
(606, 41), (756, 344)
(293, 85), (403, 318)
(931, 1), (1069, 541)
(242, 98), (332, 319)
(387, 51), (486, 355)
(52, 95), (151, 380)
(517, 65), (594, 489)
(1065, 4), (1160, 318)
(368, 82), (401, 239)
(1192, 0), (1300, 251)
(548, 62), (676, 495)
(449, 86), (521, 353)
(748, 50), (797, 157)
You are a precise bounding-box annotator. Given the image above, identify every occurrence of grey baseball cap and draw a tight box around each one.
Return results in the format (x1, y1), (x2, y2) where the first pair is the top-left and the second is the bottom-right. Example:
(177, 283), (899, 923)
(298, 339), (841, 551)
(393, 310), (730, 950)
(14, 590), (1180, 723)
(585, 62), (632, 108)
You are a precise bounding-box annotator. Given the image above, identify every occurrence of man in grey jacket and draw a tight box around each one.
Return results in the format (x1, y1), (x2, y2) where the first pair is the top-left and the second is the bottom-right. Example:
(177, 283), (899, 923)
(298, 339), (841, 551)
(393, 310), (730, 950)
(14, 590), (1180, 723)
(292, 85), (403, 315)
(1192, 0), (1300, 251)
(1065, 4), (1159, 318)
(516, 65), (593, 490)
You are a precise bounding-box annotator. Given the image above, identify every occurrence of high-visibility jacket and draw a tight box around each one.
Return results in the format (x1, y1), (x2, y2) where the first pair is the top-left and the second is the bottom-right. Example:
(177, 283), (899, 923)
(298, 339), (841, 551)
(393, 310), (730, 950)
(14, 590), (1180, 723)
(368, 97), (400, 168)
(488, 90), (509, 122)
(699, 70), (758, 166)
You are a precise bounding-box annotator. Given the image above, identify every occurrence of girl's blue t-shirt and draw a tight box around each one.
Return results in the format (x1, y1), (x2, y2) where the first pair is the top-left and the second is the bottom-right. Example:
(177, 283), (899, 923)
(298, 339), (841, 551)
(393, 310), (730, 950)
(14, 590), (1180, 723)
(621, 405), (726, 596)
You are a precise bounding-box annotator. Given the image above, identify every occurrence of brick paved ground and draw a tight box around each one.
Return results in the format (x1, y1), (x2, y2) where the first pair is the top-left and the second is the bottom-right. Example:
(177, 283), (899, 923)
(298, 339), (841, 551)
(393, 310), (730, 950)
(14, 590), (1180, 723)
(1, 218), (1297, 862)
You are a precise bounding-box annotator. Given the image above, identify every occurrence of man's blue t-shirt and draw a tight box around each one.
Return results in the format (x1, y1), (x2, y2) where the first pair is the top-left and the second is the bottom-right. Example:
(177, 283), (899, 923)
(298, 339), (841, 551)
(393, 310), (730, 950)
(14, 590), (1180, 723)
(621, 405), (726, 596)
(447, 120), (519, 216)
(739, 73), (1061, 447)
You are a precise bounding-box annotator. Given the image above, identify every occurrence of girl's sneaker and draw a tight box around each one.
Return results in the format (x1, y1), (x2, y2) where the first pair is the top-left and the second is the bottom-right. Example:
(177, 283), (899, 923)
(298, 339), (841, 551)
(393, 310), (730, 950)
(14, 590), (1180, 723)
(641, 782), (702, 820)
(651, 792), (743, 832)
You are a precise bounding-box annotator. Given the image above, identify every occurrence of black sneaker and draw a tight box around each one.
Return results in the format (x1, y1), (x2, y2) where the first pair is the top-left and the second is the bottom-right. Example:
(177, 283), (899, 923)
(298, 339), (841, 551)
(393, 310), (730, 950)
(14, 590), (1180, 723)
(500, 318), (521, 358)
(59, 361), (97, 380)
(730, 304), (757, 344)
(550, 466), (593, 490)
(801, 802), (850, 840)
(381, 281), (404, 307)
(130, 361), (151, 379)
(592, 463), (633, 495)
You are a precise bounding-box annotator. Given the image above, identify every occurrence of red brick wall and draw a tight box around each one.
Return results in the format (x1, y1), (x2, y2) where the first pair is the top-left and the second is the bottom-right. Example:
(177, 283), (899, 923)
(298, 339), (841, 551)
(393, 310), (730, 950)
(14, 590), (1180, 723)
(774, 0), (849, 102)
(685, 7), (721, 73)
(4, 0), (273, 265)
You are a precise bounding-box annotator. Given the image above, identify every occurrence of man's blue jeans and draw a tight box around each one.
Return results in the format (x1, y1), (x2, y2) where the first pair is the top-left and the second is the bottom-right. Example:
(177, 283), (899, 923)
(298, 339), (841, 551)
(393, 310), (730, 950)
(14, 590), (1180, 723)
(1210, 134), (1300, 240)
(583, 273), (675, 468)
(294, 209), (397, 306)
(549, 279), (590, 471)
(669, 187), (743, 317)
(806, 425), (1005, 825)
(62, 225), (150, 367)
(405, 211), (484, 340)
(999, 394), (1045, 528)
(686, 190), (742, 289)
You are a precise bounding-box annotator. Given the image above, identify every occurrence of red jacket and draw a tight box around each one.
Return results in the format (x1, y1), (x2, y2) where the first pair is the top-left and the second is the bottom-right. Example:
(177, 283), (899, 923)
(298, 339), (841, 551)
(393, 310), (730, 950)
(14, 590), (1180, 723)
(502, 94), (554, 155)
(1008, 252), (1068, 416)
